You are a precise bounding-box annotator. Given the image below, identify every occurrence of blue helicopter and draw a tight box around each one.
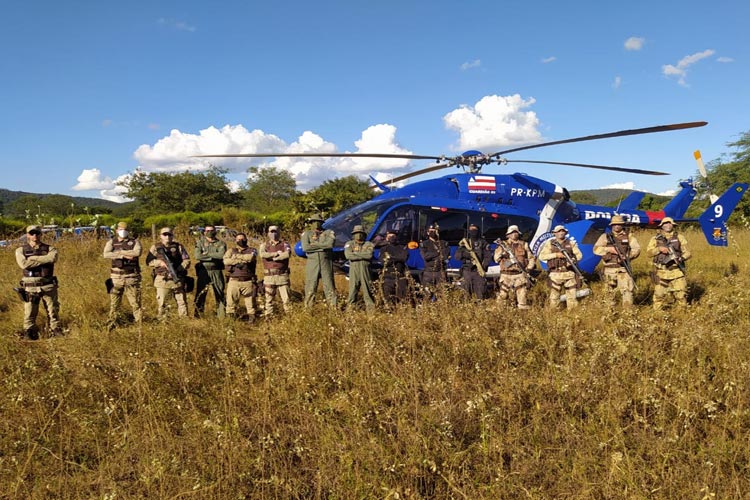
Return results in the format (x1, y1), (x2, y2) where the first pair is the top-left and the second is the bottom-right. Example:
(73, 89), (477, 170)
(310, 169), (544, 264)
(197, 121), (748, 275)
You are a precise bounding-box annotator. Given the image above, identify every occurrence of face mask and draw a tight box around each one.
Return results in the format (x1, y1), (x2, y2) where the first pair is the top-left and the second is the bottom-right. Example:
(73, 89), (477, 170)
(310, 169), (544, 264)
(314, 222), (323, 230)
(205, 230), (217, 239)
(269, 232), (279, 241)
(117, 229), (128, 239)
(237, 240), (248, 248)
(355, 234), (364, 242)
(468, 229), (479, 239)
(428, 230), (437, 239)
(386, 235), (397, 244)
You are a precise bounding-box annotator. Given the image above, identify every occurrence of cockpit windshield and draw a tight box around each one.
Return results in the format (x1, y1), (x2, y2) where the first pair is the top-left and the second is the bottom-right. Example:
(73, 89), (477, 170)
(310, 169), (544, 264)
(324, 198), (407, 248)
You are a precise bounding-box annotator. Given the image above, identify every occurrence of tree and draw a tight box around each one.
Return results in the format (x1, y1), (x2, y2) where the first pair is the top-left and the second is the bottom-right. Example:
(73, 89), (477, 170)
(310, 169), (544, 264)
(297, 176), (375, 215)
(694, 131), (750, 220)
(118, 167), (240, 214)
(241, 166), (299, 213)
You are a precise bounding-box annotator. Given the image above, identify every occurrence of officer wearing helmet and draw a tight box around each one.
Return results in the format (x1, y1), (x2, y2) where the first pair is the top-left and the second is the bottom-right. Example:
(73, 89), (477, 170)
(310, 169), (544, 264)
(539, 224), (584, 309)
(646, 217), (691, 310)
(494, 225), (536, 309)
(593, 215), (641, 307)
(344, 225), (375, 311)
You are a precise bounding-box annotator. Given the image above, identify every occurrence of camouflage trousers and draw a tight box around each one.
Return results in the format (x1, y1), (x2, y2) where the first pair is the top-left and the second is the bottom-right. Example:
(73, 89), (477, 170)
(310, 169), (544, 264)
(547, 270), (578, 309)
(653, 269), (687, 310)
(601, 267), (634, 308)
(154, 275), (188, 319)
(226, 279), (257, 317)
(23, 282), (60, 332)
(497, 273), (530, 309)
(109, 275), (142, 323)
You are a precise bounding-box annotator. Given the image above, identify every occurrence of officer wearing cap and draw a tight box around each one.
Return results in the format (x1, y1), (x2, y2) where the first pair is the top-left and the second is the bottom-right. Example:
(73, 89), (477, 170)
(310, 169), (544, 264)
(419, 223), (449, 298)
(258, 225), (292, 316)
(646, 217), (691, 310)
(146, 227), (191, 319)
(378, 229), (410, 305)
(15, 225), (61, 339)
(344, 225), (376, 311)
(223, 232), (259, 323)
(539, 224), (584, 309)
(194, 225), (227, 318)
(494, 225), (536, 309)
(300, 213), (337, 308)
(455, 223), (491, 300)
(103, 221), (143, 328)
(593, 215), (641, 307)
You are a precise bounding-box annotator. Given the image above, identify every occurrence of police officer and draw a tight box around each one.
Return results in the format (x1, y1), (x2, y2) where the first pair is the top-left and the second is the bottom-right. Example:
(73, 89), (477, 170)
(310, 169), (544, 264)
(146, 227), (191, 319)
(345, 225), (375, 311)
(646, 217), (691, 310)
(223, 232), (259, 323)
(593, 215), (641, 308)
(455, 223), (491, 300)
(194, 225), (227, 318)
(539, 225), (584, 309)
(15, 225), (61, 339)
(300, 213), (337, 308)
(378, 229), (409, 305)
(258, 226), (291, 316)
(103, 221), (142, 328)
(419, 223), (449, 297)
(494, 225), (536, 309)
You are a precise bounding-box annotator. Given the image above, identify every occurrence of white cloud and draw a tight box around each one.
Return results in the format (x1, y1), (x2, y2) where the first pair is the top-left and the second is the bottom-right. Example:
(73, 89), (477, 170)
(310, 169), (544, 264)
(613, 76), (622, 89)
(442, 94), (542, 151)
(662, 49), (715, 86)
(72, 169), (115, 191)
(541, 56), (556, 64)
(624, 37), (645, 51)
(600, 182), (636, 190)
(717, 56), (734, 63)
(460, 59), (481, 70)
(657, 189), (677, 197)
(157, 18), (196, 32)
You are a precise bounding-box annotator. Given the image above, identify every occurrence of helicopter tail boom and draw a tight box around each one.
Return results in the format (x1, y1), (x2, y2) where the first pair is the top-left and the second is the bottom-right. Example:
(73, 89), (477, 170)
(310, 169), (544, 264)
(696, 183), (749, 246)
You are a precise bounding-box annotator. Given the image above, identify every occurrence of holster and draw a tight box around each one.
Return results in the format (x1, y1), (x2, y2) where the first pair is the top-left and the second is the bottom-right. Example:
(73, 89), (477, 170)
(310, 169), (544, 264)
(105, 278), (114, 294)
(13, 287), (29, 303)
(183, 276), (195, 294)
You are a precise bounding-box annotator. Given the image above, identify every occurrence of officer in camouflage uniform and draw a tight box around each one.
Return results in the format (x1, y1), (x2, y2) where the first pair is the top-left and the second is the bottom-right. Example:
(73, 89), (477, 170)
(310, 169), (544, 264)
(540, 224), (584, 309)
(455, 223), (491, 300)
(15, 225), (61, 339)
(103, 221), (142, 328)
(593, 215), (641, 308)
(646, 217), (691, 310)
(493, 225), (536, 309)
(223, 232), (258, 323)
(258, 226), (291, 316)
(344, 225), (375, 311)
(300, 213), (337, 308)
(146, 227), (191, 319)
(194, 225), (227, 318)
(419, 223), (449, 298)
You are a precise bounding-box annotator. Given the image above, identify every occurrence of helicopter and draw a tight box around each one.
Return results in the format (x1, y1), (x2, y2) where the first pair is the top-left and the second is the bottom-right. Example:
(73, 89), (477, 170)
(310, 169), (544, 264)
(195, 121), (749, 276)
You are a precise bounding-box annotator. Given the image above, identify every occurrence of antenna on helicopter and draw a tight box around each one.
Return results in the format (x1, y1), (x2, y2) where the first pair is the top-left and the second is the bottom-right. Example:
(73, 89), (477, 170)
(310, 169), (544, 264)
(694, 150), (719, 204)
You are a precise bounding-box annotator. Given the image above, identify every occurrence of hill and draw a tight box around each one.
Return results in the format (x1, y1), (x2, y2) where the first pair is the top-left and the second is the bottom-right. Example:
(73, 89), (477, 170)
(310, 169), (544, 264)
(0, 188), (124, 210)
(570, 188), (671, 208)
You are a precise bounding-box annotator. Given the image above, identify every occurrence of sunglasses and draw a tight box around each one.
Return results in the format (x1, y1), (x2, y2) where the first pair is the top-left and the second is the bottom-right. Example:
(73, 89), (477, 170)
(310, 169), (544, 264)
(161, 232), (173, 236)
(28, 230), (41, 236)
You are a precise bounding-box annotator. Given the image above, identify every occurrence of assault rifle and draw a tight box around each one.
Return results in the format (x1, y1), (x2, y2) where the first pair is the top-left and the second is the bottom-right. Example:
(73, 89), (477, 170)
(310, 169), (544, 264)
(495, 239), (536, 285)
(656, 234), (687, 274)
(156, 246), (183, 284)
(459, 238), (486, 277)
(606, 232), (637, 290)
(551, 240), (587, 285)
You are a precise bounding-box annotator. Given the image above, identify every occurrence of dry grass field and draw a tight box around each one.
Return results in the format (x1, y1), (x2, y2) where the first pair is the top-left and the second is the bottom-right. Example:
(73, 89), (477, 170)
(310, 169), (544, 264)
(1, 227), (749, 499)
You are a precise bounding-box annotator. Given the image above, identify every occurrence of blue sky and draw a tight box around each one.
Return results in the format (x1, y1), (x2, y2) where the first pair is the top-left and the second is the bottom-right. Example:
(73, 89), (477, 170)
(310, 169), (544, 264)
(2, 0), (748, 202)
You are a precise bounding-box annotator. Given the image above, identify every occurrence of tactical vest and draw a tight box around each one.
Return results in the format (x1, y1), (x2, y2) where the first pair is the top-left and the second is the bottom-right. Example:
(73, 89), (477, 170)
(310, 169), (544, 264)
(262, 240), (290, 272)
(228, 247), (257, 280)
(154, 242), (185, 278)
(653, 232), (683, 267)
(420, 239), (447, 272)
(602, 231), (630, 266)
(111, 238), (140, 273)
(460, 239), (487, 270)
(501, 240), (529, 271)
(547, 239), (576, 271)
(21, 243), (54, 278)
(381, 244), (406, 276)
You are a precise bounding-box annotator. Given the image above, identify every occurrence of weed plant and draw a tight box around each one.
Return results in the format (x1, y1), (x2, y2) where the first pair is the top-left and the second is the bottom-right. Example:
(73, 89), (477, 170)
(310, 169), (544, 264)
(0, 228), (749, 498)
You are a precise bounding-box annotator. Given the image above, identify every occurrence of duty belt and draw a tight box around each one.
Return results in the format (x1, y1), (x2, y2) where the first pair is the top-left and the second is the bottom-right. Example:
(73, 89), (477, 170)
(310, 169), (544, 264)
(22, 277), (55, 286)
(502, 269), (522, 274)
(263, 269), (289, 276)
(230, 276), (256, 282)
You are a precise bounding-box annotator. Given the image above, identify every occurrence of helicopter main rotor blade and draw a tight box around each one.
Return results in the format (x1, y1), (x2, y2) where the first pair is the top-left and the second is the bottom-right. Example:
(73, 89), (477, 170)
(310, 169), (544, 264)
(492, 121), (708, 156)
(192, 152), (442, 161)
(506, 160), (669, 176)
(369, 162), (453, 188)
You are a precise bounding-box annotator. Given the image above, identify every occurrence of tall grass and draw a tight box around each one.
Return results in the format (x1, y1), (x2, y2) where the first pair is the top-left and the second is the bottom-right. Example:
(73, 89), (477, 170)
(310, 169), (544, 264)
(1, 228), (749, 498)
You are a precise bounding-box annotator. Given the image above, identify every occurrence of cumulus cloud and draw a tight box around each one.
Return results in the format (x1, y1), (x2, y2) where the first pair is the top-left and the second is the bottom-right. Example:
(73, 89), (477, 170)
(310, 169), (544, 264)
(613, 76), (622, 89)
(600, 181), (636, 190)
(662, 49), (715, 86)
(442, 94), (542, 151)
(624, 37), (645, 51)
(541, 56), (556, 64)
(72, 169), (115, 191)
(657, 189), (677, 197)
(717, 56), (734, 63)
(460, 59), (481, 70)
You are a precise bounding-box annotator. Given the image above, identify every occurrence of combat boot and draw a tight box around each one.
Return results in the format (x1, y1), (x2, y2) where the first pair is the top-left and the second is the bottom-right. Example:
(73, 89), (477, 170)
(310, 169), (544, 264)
(21, 326), (39, 340)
